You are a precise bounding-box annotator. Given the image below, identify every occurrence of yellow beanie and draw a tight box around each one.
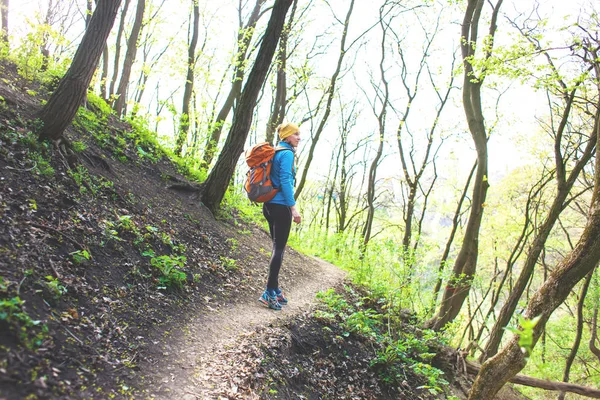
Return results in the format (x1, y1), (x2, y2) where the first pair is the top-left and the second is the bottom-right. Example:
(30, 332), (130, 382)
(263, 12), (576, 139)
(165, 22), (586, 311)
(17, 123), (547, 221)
(277, 122), (299, 141)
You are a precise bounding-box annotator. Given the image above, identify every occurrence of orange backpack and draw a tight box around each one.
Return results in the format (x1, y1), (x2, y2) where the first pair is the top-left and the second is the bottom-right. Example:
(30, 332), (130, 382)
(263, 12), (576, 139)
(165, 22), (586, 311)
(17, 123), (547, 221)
(244, 142), (290, 202)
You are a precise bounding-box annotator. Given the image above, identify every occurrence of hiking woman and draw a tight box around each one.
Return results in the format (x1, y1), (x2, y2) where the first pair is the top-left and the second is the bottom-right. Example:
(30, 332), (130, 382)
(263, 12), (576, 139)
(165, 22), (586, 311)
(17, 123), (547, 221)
(258, 122), (302, 310)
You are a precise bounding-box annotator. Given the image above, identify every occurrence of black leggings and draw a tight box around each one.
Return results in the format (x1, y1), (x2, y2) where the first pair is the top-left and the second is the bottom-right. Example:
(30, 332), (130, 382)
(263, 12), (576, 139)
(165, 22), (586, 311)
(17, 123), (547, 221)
(262, 202), (292, 291)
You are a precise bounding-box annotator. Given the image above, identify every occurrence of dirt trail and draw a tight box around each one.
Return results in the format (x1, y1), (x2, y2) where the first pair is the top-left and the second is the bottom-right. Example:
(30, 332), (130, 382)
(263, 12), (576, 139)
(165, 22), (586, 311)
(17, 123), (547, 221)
(141, 256), (346, 399)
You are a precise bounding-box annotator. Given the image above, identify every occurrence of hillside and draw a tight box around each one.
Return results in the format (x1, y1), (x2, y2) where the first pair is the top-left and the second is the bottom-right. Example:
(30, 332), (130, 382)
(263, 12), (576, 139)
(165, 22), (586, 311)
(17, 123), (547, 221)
(0, 59), (528, 399)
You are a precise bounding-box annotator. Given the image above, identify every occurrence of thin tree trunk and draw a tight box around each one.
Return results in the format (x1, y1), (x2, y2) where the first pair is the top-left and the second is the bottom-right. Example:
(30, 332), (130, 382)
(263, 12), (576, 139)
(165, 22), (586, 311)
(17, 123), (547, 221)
(86, 0), (93, 25)
(1, 0), (9, 45)
(100, 43), (109, 99)
(431, 161), (476, 308)
(428, 0), (503, 331)
(202, 0), (266, 167)
(109, 0), (131, 99)
(174, 0), (200, 156)
(294, 0), (355, 199)
(39, 0), (54, 72)
(38, 0), (122, 141)
(114, 0), (145, 116)
(265, 1), (296, 144)
(590, 306), (600, 362)
(558, 271), (593, 400)
(362, 9), (388, 249)
(199, 0), (292, 214)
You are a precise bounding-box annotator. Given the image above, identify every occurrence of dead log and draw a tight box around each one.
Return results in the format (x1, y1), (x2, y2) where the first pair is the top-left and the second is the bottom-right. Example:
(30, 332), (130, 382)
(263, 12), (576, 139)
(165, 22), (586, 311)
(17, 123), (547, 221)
(466, 360), (600, 398)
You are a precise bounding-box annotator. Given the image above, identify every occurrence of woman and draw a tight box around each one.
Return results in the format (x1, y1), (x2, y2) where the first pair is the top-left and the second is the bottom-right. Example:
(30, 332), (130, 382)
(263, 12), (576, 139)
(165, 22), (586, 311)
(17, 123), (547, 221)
(258, 122), (302, 310)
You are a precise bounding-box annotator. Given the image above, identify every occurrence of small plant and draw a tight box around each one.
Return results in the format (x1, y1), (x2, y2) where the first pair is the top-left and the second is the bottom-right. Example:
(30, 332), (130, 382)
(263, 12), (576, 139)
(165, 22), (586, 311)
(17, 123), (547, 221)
(0, 295), (48, 348)
(225, 237), (239, 253)
(149, 255), (187, 289)
(68, 165), (113, 196)
(220, 256), (238, 271)
(505, 315), (541, 358)
(72, 141), (87, 152)
(44, 276), (67, 299)
(101, 220), (123, 246)
(70, 249), (91, 264)
(116, 215), (136, 232)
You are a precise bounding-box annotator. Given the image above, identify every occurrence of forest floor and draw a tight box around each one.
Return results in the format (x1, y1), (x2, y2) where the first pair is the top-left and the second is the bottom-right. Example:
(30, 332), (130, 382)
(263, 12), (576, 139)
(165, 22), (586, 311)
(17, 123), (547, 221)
(0, 58), (529, 399)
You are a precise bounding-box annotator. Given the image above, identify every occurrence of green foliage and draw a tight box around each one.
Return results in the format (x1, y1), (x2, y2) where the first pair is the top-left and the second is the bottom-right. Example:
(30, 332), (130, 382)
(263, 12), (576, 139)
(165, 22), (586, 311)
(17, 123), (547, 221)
(43, 276), (67, 300)
(68, 165), (114, 196)
(0, 126), (55, 178)
(71, 141), (87, 153)
(87, 91), (113, 119)
(149, 255), (187, 289)
(219, 256), (238, 271)
(316, 286), (448, 393)
(0, 292), (48, 349)
(505, 315), (541, 358)
(12, 22), (69, 81)
(70, 249), (91, 264)
(125, 114), (164, 163)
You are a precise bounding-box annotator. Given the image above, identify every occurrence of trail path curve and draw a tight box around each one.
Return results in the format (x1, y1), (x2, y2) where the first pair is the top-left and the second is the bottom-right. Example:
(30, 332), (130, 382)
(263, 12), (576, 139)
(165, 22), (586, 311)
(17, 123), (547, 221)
(142, 256), (346, 399)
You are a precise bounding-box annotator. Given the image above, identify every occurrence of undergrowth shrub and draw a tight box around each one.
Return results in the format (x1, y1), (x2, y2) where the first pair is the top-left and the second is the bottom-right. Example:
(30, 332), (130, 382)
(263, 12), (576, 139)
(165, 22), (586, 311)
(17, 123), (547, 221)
(316, 287), (449, 396)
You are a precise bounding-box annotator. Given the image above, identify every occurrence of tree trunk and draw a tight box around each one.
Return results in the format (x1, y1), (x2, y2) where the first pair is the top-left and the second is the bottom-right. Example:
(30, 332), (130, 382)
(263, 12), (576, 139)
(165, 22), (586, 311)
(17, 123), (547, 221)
(0, 0), (9, 45)
(100, 43), (109, 99)
(557, 271), (593, 400)
(432, 162), (476, 307)
(199, 0), (292, 214)
(202, 0), (266, 167)
(174, 0), (200, 156)
(590, 306), (600, 362)
(114, 0), (145, 116)
(38, 0), (122, 141)
(362, 11), (388, 249)
(109, 0), (131, 99)
(39, 0), (53, 72)
(294, 0), (355, 199)
(428, 0), (502, 331)
(265, 0), (296, 144)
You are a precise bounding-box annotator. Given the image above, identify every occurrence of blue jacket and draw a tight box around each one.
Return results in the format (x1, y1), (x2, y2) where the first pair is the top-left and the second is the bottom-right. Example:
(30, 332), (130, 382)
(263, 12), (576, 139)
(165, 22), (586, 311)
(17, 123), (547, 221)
(268, 141), (296, 206)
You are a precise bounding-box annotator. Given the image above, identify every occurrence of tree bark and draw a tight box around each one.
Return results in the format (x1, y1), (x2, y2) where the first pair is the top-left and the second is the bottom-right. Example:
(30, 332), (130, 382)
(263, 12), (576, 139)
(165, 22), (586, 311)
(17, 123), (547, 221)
(174, 0), (200, 156)
(265, 0), (296, 145)
(199, 0), (292, 214)
(428, 0), (502, 331)
(109, 0), (131, 99)
(590, 306), (600, 362)
(0, 0), (9, 45)
(202, 0), (266, 167)
(114, 0), (145, 116)
(38, 0), (122, 141)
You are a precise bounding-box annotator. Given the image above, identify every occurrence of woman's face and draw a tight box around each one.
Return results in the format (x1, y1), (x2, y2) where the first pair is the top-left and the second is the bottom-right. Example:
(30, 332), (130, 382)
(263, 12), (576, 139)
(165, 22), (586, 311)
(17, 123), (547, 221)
(285, 131), (301, 147)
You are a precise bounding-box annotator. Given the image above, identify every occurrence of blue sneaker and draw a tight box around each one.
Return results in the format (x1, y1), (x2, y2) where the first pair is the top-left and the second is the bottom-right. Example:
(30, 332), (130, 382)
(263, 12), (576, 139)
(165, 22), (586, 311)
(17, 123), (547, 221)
(258, 290), (282, 310)
(275, 288), (288, 305)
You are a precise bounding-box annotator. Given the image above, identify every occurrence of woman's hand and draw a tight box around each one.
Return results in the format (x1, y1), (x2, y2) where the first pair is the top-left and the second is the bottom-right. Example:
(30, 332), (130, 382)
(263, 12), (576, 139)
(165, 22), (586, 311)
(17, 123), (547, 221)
(290, 205), (302, 224)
